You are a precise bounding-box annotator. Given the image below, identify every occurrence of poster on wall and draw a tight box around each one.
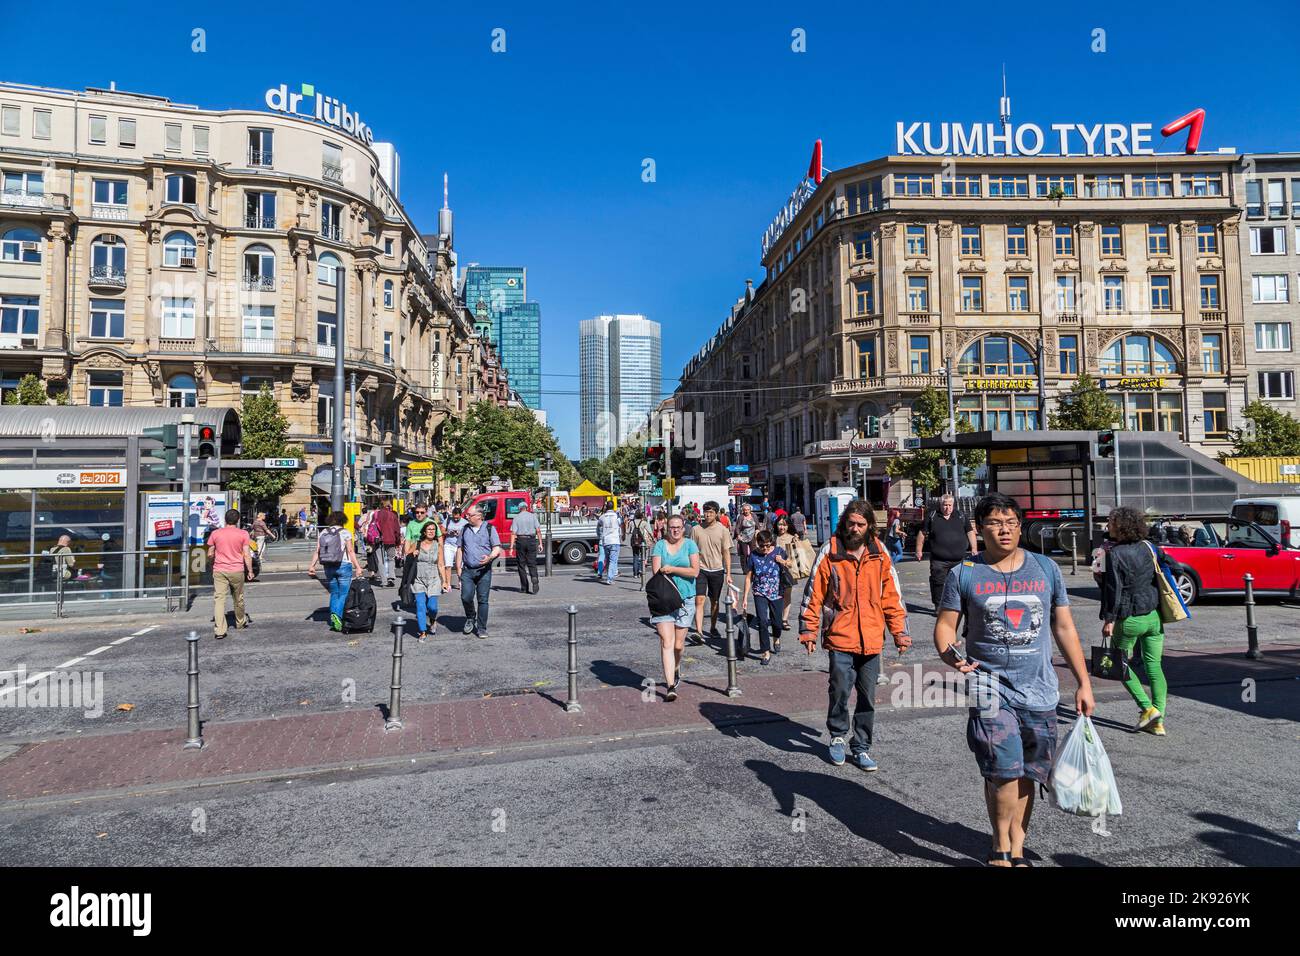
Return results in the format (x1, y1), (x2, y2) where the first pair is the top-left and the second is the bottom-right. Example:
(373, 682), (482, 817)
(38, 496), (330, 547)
(144, 493), (230, 547)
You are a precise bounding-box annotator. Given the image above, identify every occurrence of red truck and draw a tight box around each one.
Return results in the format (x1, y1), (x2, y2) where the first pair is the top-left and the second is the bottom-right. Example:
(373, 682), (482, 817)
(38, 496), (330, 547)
(463, 490), (604, 564)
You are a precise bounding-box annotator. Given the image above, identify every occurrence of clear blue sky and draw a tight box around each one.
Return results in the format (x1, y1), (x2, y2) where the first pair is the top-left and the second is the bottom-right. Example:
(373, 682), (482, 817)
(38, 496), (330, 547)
(8, 0), (1298, 457)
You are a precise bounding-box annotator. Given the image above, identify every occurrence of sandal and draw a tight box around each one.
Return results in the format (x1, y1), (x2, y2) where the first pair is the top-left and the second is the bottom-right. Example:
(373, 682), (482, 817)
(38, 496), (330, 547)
(986, 851), (1013, 867)
(1011, 857), (1032, 867)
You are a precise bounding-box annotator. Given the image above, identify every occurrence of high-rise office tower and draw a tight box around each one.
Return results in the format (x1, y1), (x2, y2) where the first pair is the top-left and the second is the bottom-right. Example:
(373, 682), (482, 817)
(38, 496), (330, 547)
(462, 266), (541, 409)
(579, 314), (662, 461)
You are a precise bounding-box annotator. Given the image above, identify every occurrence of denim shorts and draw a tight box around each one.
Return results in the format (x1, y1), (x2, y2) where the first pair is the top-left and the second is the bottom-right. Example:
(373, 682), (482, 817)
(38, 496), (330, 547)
(650, 603), (695, 630)
(966, 705), (1058, 783)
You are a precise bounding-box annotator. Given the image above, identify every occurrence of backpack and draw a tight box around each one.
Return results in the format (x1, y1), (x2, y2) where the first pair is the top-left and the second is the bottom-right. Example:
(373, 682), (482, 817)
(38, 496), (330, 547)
(342, 576), (377, 632)
(646, 570), (684, 616)
(631, 523), (645, 549)
(364, 517), (380, 545)
(318, 527), (345, 564)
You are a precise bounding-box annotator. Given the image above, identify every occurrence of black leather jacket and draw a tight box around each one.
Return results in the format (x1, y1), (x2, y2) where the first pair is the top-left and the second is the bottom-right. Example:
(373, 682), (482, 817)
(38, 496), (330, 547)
(1101, 540), (1169, 623)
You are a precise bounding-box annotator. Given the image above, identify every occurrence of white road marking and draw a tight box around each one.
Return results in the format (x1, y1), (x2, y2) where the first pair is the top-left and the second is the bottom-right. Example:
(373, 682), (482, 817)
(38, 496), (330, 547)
(1, 624), (156, 690)
(131, 626), (158, 636)
(84, 646), (112, 656)
(110, 636), (134, 645)
(56, 657), (85, 668)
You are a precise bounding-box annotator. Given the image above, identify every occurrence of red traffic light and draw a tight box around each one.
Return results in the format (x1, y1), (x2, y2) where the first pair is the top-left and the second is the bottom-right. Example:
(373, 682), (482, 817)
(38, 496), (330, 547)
(198, 425), (215, 441)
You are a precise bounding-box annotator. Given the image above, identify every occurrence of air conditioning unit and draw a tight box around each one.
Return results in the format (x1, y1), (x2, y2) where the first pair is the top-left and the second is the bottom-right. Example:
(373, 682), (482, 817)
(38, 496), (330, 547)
(20, 336), (37, 349)
(179, 256), (196, 268)
(21, 241), (39, 253)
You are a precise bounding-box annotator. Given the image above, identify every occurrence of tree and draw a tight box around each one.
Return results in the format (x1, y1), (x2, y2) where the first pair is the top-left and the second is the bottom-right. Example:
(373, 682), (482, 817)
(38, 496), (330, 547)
(1227, 401), (1300, 458)
(224, 387), (302, 506)
(576, 457), (605, 487)
(3, 373), (67, 405)
(434, 400), (571, 490)
(1048, 373), (1121, 431)
(602, 439), (648, 494)
(885, 386), (985, 494)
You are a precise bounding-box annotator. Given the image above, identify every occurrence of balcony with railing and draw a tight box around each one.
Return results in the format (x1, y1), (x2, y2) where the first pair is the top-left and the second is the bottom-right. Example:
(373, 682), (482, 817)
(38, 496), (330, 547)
(241, 273), (275, 292)
(903, 312), (935, 325)
(322, 163), (343, 184)
(248, 149), (274, 167)
(1, 190), (70, 211)
(1056, 312), (1081, 323)
(244, 214), (275, 230)
(88, 265), (127, 291)
(320, 224), (342, 242)
(1200, 310), (1226, 323)
(158, 337), (197, 352)
(91, 203), (130, 221)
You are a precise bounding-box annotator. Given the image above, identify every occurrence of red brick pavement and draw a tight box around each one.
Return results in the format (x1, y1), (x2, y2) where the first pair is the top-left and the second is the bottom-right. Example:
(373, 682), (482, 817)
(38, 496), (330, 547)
(2, 641), (1294, 802)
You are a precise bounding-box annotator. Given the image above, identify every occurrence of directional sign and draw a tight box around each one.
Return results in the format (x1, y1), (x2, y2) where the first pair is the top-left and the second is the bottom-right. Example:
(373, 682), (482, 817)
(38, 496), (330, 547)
(903, 438), (922, 451)
(538, 469), (560, 489)
(725, 464), (749, 473)
(727, 478), (751, 496)
(221, 458), (301, 470)
(701, 471), (716, 481)
(638, 479), (654, 493)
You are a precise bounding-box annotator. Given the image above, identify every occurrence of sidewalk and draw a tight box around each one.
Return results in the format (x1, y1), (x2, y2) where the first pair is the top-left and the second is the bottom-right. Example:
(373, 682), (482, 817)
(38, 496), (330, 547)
(2, 641), (1294, 804)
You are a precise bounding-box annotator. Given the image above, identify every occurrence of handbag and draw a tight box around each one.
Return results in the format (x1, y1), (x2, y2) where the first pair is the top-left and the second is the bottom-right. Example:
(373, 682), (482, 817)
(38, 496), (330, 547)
(1146, 542), (1189, 624)
(646, 570), (684, 616)
(1090, 635), (1130, 681)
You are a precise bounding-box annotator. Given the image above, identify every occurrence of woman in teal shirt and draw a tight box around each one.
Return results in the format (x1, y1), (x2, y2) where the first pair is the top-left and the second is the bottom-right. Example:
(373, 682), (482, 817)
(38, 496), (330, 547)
(650, 514), (700, 701)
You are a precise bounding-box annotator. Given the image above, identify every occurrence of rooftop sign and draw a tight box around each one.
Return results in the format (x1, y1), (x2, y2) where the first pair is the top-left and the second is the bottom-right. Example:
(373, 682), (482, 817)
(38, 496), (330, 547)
(896, 110), (1206, 158)
(265, 83), (373, 144)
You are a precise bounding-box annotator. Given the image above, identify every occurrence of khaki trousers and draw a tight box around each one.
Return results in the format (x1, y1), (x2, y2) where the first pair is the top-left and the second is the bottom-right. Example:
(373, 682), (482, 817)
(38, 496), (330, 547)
(213, 569), (247, 635)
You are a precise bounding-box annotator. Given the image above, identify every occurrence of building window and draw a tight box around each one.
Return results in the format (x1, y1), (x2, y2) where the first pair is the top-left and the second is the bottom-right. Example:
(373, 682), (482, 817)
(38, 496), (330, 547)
(242, 305), (275, 348)
(845, 179), (881, 214)
(163, 231), (196, 268)
(852, 231), (872, 262)
(852, 279), (874, 316)
(316, 311), (337, 354)
(1101, 334), (1178, 375)
(245, 190), (276, 229)
(1056, 275), (1077, 312)
(193, 125), (209, 155)
(1199, 274), (1221, 310)
(241, 375), (274, 398)
(988, 175), (1029, 197)
(1252, 274), (1290, 303)
(896, 174), (933, 197)
(164, 122), (181, 152)
(89, 114), (107, 144)
(165, 173), (196, 205)
(317, 252), (340, 286)
(0, 295), (39, 336)
(941, 174), (981, 197)
(1007, 275), (1030, 311)
(383, 331), (393, 364)
(1084, 175), (1124, 198)
(1005, 226), (1028, 257)
(1054, 225), (1074, 257)
(167, 374), (198, 408)
(905, 225), (927, 257)
(89, 299), (125, 339)
(243, 244), (275, 289)
(88, 371), (123, 407)
(961, 276), (984, 312)
(959, 335), (1036, 376)
(1157, 393), (1184, 433)
(161, 297), (196, 338)
(1259, 371), (1294, 400)
(317, 378), (335, 432)
(1036, 175), (1076, 198)
(92, 178), (128, 210)
(1, 226), (41, 263)
(383, 238), (395, 257)
(1150, 275), (1173, 311)
(959, 226), (981, 257)
(1148, 225), (1170, 255)
(1100, 225), (1123, 257)
(1197, 224), (1218, 254)
(1182, 174), (1222, 197)
(248, 128), (273, 166)
(1133, 174), (1174, 197)
(1103, 275), (1124, 311)
(1255, 322), (1291, 352)
(91, 235), (126, 282)
(1250, 227), (1286, 255)
(909, 334), (931, 374)
(1, 105), (18, 136)
(2, 170), (43, 198)
(33, 109), (51, 140)
(1203, 393), (1228, 438)
(906, 275), (930, 312)
(321, 201), (343, 241)
(1267, 180), (1285, 218)
(1245, 180), (1263, 218)
(856, 338), (877, 379)
(1201, 332), (1224, 372)
(1059, 334), (1079, 374)
(383, 280), (394, 309)
(956, 395), (982, 429)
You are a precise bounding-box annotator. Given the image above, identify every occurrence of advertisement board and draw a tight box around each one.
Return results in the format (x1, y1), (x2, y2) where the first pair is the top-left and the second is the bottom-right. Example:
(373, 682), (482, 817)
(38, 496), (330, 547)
(144, 492), (230, 547)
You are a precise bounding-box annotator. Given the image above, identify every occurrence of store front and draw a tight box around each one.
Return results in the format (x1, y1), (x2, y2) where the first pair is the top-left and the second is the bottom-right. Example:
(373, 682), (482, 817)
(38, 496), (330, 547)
(802, 438), (901, 510)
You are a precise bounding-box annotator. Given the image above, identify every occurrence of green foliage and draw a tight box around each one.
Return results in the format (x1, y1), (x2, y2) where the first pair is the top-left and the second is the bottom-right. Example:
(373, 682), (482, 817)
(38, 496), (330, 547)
(1048, 373), (1121, 431)
(225, 387), (302, 505)
(885, 386), (984, 493)
(434, 400), (570, 490)
(3, 373), (67, 405)
(576, 457), (605, 487)
(1227, 401), (1300, 457)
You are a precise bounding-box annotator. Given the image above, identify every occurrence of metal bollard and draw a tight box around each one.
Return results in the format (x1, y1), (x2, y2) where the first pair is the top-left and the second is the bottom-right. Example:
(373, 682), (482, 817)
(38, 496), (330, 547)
(565, 604), (582, 713)
(1244, 573), (1262, 660)
(184, 630), (203, 750)
(1070, 535), (1079, 576)
(723, 594), (742, 698)
(386, 615), (406, 730)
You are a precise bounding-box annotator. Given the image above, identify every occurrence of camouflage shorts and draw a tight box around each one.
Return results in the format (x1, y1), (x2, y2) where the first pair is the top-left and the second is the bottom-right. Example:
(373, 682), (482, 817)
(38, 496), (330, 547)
(966, 705), (1058, 783)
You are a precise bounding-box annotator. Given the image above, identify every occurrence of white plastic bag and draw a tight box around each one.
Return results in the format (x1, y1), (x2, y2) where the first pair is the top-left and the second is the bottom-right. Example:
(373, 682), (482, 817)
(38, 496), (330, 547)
(1050, 716), (1122, 817)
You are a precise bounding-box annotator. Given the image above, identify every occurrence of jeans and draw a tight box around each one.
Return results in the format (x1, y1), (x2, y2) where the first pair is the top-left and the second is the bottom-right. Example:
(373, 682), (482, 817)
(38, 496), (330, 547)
(414, 592), (439, 633)
(752, 593), (783, 654)
(323, 562), (353, 622)
(887, 537), (904, 563)
(1113, 609), (1167, 714)
(212, 569), (247, 635)
(631, 546), (644, 577)
(377, 545), (396, 582)
(602, 543), (620, 582)
(461, 564), (492, 631)
(827, 649), (881, 754)
(515, 536), (539, 592)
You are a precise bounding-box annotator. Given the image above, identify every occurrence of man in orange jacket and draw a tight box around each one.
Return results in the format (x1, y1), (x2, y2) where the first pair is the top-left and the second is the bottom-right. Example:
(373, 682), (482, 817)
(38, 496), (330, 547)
(800, 499), (911, 771)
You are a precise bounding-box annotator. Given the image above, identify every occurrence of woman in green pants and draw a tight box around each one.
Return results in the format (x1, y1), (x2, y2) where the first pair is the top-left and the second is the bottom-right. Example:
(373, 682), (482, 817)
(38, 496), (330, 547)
(1100, 507), (1169, 736)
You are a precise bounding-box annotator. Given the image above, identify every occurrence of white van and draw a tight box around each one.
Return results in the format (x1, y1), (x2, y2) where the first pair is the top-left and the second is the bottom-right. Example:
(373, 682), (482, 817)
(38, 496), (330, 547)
(670, 484), (733, 515)
(1230, 496), (1300, 549)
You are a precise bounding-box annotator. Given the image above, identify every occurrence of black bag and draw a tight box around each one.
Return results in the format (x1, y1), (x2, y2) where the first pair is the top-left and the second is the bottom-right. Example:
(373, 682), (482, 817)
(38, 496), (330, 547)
(1090, 637), (1130, 681)
(646, 570), (684, 617)
(342, 576), (377, 633)
(779, 564), (795, 589)
(399, 553), (417, 606)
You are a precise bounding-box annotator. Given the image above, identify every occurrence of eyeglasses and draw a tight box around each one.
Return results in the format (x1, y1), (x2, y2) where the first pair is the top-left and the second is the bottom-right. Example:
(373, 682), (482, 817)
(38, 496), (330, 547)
(983, 520), (1021, 531)
(415, 510), (426, 515)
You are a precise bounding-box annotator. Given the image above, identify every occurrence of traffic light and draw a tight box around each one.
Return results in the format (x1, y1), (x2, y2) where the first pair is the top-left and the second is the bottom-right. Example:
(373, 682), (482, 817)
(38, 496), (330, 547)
(864, 416), (881, 438)
(646, 444), (665, 478)
(142, 424), (180, 480)
(197, 424), (217, 459)
(1097, 430), (1115, 459)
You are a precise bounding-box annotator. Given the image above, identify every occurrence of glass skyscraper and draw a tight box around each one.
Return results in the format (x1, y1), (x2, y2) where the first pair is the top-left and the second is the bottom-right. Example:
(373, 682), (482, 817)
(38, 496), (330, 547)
(579, 314), (662, 460)
(462, 265), (542, 409)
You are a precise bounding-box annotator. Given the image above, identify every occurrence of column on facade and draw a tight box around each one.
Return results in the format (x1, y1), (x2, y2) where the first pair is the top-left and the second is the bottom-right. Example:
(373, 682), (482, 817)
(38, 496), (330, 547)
(44, 222), (69, 350)
(147, 224), (162, 350)
(293, 240), (311, 350)
(1034, 220), (1055, 320)
(195, 231), (210, 347)
(1221, 220), (1244, 374)
(359, 264), (375, 354)
(936, 221), (956, 364)
(1077, 221), (1098, 369)
(879, 222), (899, 373)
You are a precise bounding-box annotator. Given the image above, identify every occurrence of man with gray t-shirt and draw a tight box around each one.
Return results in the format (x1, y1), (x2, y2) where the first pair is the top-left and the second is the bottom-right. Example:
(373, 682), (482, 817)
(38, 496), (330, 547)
(510, 501), (542, 594)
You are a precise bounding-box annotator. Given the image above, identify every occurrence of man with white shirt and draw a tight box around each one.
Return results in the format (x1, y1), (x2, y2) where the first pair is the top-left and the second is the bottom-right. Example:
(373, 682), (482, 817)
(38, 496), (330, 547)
(597, 503), (623, 585)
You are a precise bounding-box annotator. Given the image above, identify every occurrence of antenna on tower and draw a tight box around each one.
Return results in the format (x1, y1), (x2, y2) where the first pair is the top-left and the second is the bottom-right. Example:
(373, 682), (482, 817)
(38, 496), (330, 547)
(438, 172), (454, 247)
(999, 64), (1011, 129)
(442, 172), (449, 209)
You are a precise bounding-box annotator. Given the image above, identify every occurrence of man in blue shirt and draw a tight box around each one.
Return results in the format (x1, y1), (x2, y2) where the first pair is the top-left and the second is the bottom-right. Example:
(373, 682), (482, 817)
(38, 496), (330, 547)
(458, 505), (502, 638)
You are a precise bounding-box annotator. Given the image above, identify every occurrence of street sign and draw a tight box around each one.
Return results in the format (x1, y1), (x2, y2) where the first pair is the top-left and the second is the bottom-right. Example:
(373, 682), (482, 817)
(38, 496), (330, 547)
(903, 437), (922, 450)
(406, 461), (434, 489)
(701, 471), (716, 481)
(733, 439), (741, 454)
(853, 458), (872, 469)
(381, 479), (394, 491)
(221, 458), (302, 470)
(538, 469), (560, 489)
(638, 479), (654, 493)
(725, 464), (749, 473)
(727, 479), (751, 496)
(661, 478), (676, 499)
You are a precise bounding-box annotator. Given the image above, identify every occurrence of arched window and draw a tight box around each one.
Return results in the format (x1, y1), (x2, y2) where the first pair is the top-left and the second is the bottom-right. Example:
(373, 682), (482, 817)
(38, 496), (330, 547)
(243, 243), (275, 290)
(90, 234), (126, 282)
(167, 374), (197, 408)
(317, 252), (340, 286)
(958, 335), (1036, 377)
(1, 226), (42, 264)
(163, 231), (196, 268)
(383, 279), (394, 309)
(165, 173), (197, 205)
(1100, 334), (1179, 376)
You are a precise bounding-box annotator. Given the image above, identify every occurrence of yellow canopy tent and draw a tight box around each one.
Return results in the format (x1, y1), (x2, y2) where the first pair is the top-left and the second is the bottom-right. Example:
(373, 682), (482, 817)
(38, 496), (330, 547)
(570, 479), (615, 509)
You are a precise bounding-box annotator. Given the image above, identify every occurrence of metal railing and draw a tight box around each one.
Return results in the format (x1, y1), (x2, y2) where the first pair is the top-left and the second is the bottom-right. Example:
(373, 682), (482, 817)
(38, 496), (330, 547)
(244, 214), (276, 230)
(241, 273), (275, 291)
(320, 224), (342, 242)
(0, 549), (181, 617)
(248, 149), (274, 167)
(88, 265), (127, 289)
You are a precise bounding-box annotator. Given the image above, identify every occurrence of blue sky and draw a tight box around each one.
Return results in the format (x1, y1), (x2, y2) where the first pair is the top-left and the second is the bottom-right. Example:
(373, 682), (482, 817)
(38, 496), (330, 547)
(8, 0), (1298, 456)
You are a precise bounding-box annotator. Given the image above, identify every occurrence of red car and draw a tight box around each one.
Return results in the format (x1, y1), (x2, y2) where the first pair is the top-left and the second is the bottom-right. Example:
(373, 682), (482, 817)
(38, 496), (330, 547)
(1150, 518), (1300, 605)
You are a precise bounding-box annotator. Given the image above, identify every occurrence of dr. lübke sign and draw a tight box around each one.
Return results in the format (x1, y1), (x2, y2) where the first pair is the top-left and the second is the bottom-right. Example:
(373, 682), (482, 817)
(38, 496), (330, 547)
(895, 114), (1206, 157)
(265, 83), (374, 144)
